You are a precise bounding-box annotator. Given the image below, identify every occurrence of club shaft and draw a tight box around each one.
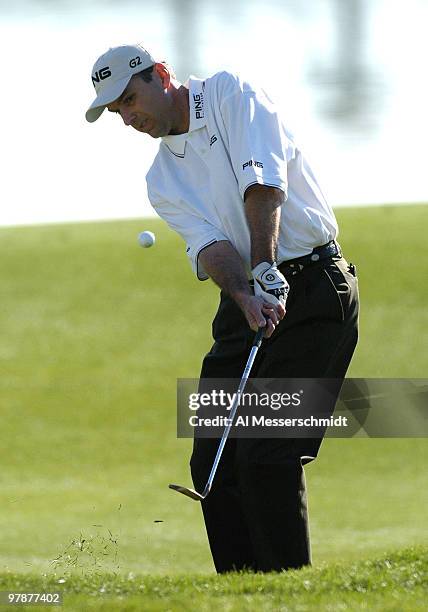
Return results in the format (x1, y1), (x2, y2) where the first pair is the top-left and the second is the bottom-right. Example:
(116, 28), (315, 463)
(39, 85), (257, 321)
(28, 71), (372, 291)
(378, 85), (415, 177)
(201, 329), (263, 497)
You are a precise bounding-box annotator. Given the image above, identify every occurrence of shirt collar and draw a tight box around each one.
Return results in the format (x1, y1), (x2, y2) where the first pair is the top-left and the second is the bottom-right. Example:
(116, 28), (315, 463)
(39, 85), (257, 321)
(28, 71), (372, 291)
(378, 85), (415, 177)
(161, 76), (206, 156)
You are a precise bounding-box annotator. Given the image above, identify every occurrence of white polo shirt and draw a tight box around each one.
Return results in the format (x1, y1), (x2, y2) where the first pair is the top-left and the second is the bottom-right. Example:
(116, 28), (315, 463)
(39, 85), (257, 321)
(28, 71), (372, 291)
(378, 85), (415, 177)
(146, 71), (338, 280)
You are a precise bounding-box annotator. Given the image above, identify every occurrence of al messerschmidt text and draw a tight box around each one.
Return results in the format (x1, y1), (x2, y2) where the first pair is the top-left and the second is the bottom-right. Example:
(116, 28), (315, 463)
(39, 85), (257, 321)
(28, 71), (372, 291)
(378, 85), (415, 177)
(189, 415), (349, 428)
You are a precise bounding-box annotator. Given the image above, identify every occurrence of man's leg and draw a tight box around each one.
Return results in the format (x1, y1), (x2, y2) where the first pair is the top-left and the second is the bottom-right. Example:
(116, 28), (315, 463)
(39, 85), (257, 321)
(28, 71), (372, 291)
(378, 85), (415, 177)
(235, 439), (311, 571)
(235, 255), (359, 571)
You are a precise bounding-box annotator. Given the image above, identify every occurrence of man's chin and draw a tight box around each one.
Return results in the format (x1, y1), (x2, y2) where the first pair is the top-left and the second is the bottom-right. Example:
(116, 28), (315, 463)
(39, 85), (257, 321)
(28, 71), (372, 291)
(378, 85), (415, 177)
(147, 128), (162, 139)
(132, 125), (163, 138)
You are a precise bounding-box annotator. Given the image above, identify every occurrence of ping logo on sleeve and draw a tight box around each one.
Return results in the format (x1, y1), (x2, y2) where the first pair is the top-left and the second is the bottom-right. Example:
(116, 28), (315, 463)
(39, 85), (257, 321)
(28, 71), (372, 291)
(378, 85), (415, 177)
(243, 159), (264, 170)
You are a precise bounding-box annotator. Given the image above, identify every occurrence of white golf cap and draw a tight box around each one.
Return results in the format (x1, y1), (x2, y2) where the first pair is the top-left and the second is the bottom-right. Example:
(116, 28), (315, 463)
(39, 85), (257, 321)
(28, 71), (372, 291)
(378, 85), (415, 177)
(85, 43), (156, 123)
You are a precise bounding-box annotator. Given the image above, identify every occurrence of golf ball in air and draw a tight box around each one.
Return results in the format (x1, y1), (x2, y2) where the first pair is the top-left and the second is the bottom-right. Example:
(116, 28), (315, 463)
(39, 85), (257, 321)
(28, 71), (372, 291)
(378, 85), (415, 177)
(138, 231), (155, 248)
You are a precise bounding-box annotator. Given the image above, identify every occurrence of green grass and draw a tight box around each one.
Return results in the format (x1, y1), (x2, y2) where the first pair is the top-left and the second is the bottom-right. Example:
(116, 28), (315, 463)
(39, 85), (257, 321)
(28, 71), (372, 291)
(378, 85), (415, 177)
(0, 546), (426, 611)
(0, 204), (427, 609)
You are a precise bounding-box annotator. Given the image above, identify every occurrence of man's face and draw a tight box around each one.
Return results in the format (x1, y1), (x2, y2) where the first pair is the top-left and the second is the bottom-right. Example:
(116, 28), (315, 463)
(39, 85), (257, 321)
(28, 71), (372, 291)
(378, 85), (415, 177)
(107, 66), (173, 138)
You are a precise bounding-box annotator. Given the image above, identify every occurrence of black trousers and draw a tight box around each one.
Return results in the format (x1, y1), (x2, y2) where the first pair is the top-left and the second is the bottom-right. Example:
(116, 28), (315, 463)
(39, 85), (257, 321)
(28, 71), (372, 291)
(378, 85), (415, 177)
(190, 254), (359, 573)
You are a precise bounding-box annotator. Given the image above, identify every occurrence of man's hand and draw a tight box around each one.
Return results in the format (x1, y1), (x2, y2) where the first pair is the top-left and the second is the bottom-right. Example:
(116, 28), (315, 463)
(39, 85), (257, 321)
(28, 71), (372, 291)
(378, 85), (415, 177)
(233, 292), (285, 338)
(252, 261), (289, 308)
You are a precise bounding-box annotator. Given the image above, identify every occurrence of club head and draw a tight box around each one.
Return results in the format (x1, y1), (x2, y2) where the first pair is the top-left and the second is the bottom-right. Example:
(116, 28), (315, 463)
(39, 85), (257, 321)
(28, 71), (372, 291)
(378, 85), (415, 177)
(169, 483), (205, 501)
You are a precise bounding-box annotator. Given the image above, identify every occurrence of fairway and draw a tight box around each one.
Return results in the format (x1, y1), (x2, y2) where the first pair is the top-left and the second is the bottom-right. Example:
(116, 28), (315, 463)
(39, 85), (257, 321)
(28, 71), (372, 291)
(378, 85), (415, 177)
(0, 547), (426, 611)
(0, 204), (427, 610)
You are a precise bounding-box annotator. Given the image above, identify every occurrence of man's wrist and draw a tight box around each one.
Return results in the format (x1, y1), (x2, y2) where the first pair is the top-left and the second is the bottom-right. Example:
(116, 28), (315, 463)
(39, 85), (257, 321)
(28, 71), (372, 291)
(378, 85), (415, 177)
(252, 258), (274, 268)
(230, 288), (253, 309)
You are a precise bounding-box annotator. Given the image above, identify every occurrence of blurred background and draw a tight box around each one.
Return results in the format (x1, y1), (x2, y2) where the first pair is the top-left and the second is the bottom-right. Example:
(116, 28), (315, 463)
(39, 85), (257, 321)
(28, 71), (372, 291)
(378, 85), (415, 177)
(1, 0), (427, 226)
(1, 0), (427, 578)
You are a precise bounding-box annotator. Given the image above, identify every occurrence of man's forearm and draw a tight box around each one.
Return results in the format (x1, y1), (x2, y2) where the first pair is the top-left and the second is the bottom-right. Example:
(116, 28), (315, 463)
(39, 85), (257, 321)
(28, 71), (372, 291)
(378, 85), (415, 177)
(244, 184), (284, 267)
(198, 240), (252, 306)
(198, 238), (285, 337)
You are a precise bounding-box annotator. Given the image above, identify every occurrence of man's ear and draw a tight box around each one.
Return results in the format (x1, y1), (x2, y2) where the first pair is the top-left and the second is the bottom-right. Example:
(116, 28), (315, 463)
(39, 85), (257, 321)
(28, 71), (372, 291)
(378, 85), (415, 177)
(154, 62), (171, 89)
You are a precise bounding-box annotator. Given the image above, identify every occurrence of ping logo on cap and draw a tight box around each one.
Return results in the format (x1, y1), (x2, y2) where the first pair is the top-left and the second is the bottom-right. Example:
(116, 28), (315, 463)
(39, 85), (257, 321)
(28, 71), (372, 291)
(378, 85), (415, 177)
(92, 66), (112, 86)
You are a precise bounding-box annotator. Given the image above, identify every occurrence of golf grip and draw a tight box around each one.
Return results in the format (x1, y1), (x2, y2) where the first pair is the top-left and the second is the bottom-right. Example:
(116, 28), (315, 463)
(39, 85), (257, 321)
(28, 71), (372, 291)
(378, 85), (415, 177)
(253, 326), (265, 348)
(202, 325), (265, 496)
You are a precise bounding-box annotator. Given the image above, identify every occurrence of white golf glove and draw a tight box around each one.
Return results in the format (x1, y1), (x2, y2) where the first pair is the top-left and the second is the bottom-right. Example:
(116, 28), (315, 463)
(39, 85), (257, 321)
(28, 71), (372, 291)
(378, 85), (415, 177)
(252, 261), (289, 308)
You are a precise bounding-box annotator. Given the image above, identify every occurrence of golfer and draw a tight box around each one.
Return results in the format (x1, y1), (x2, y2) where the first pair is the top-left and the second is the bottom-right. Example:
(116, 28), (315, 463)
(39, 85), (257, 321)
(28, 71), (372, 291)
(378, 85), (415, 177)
(86, 43), (359, 572)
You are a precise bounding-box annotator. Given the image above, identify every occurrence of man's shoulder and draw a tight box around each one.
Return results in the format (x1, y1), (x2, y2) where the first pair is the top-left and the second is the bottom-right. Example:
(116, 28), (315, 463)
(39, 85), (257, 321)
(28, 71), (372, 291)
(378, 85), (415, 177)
(204, 70), (264, 103)
(205, 70), (238, 86)
(204, 70), (248, 98)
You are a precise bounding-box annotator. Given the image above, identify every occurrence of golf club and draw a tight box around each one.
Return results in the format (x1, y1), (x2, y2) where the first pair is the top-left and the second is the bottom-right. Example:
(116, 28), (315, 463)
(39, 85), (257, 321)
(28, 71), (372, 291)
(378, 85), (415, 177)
(169, 325), (265, 501)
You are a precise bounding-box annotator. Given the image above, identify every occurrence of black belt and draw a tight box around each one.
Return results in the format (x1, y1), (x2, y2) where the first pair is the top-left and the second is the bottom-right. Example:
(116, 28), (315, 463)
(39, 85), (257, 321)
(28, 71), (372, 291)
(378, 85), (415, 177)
(279, 240), (341, 277)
